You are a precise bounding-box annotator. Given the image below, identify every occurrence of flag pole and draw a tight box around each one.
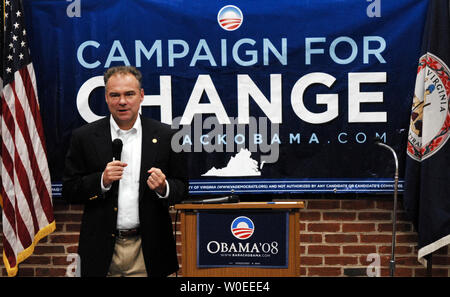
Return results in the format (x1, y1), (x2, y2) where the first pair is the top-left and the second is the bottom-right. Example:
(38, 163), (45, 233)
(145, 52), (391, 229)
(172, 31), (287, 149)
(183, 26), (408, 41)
(375, 139), (398, 277)
(426, 253), (432, 276)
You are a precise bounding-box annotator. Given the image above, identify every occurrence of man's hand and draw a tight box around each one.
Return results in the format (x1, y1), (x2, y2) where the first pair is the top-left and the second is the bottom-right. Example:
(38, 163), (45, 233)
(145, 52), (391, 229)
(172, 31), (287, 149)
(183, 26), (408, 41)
(102, 160), (127, 187)
(147, 167), (167, 196)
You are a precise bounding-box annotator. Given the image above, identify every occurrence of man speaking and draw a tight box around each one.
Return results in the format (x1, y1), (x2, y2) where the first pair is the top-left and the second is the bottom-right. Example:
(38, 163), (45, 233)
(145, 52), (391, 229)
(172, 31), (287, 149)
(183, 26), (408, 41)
(63, 66), (188, 277)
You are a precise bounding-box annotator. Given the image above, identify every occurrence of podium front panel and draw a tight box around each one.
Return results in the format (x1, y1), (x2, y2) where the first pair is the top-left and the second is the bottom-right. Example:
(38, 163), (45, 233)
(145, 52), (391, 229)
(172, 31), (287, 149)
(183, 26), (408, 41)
(197, 210), (289, 268)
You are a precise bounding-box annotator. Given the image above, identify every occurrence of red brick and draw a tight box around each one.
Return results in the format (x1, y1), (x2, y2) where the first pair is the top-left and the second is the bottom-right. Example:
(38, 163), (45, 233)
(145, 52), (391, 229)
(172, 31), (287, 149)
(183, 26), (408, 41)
(300, 233), (322, 243)
(414, 268), (449, 277)
(325, 234), (358, 243)
(36, 268), (67, 277)
(66, 245), (79, 253)
(299, 245), (306, 254)
(433, 256), (450, 265)
(343, 245), (377, 254)
(299, 211), (321, 221)
(378, 222), (412, 232)
(341, 200), (375, 210)
(308, 267), (341, 276)
(66, 223), (81, 232)
(308, 223), (340, 232)
(299, 222), (306, 231)
(325, 256), (358, 265)
(52, 256), (77, 266)
(378, 200), (406, 211)
(299, 267), (307, 275)
(33, 245), (65, 255)
(323, 212), (356, 221)
(392, 268), (414, 277)
(49, 234), (79, 244)
(22, 256), (51, 265)
(308, 245), (341, 254)
(358, 212), (391, 221)
(300, 256), (323, 265)
(378, 245), (412, 255)
(360, 234), (392, 243)
(396, 233), (418, 243)
(342, 223), (375, 232)
(395, 256), (421, 266)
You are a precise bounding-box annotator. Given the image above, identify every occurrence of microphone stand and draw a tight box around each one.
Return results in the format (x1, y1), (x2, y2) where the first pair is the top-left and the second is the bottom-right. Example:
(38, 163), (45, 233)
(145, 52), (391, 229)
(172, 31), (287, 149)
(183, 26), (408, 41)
(375, 140), (399, 277)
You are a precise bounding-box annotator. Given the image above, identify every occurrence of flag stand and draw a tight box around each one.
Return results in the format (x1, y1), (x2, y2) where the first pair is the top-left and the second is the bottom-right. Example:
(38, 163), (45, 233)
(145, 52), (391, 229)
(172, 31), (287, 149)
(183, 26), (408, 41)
(426, 253), (433, 276)
(375, 139), (399, 277)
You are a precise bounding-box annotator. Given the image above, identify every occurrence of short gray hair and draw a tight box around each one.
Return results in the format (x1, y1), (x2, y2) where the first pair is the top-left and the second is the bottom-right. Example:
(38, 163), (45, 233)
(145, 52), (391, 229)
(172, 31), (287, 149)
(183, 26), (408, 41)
(103, 66), (143, 88)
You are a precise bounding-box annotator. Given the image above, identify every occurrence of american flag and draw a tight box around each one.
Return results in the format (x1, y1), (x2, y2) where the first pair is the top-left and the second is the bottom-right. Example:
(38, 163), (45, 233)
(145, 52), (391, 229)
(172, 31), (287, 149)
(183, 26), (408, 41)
(1, 0), (55, 276)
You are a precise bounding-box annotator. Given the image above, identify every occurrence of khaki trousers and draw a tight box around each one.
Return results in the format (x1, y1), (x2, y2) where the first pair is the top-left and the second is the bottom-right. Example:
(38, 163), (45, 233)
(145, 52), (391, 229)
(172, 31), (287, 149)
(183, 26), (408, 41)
(107, 235), (148, 277)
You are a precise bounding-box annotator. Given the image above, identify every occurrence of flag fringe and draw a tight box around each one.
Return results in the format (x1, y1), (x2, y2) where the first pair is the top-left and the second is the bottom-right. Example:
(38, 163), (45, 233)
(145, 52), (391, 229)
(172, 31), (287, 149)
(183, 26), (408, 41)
(2, 220), (56, 277)
(417, 234), (450, 267)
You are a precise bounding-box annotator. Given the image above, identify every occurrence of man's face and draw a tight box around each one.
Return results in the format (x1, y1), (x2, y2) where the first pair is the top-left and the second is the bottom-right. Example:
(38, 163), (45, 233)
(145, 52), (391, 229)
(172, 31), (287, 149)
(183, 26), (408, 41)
(105, 73), (144, 130)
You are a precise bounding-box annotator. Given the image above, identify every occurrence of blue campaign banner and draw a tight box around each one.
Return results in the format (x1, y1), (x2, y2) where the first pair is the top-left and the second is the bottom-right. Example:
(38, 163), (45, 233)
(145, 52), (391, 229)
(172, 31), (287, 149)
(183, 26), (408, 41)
(197, 211), (288, 268)
(22, 0), (429, 196)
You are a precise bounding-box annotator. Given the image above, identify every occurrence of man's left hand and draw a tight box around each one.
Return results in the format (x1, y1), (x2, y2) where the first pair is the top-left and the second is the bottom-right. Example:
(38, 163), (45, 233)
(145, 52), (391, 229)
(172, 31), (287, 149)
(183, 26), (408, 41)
(147, 167), (167, 196)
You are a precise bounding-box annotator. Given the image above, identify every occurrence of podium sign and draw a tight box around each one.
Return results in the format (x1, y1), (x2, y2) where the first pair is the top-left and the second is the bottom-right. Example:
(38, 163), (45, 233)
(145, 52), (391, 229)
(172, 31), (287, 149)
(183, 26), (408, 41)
(197, 211), (288, 268)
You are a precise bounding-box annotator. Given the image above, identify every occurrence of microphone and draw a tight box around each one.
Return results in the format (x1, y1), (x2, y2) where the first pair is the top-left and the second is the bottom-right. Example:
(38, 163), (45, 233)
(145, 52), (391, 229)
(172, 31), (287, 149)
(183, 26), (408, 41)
(373, 136), (382, 145)
(112, 138), (123, 161)
(182, 195), (240, 204)
(373, 138), (398, 167)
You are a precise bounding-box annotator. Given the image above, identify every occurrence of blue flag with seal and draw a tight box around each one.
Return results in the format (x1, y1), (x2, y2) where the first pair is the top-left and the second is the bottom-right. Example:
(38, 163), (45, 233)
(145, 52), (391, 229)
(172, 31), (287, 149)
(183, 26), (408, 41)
(404, 0), (450, 266)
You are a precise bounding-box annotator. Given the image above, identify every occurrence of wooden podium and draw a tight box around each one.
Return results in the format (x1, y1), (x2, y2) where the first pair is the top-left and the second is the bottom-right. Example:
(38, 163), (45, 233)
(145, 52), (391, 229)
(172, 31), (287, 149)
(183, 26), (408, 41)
(175, 201), (304, 277)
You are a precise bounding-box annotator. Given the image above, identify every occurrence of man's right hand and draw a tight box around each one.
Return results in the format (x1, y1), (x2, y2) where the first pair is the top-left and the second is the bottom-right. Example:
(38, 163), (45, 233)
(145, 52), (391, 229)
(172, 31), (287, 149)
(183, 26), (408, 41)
(102, 160), (127, 187)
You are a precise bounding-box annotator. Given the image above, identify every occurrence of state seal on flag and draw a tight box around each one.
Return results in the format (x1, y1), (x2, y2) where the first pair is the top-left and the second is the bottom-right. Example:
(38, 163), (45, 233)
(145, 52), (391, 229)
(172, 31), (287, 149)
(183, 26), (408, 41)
(407, 52), (450, 161)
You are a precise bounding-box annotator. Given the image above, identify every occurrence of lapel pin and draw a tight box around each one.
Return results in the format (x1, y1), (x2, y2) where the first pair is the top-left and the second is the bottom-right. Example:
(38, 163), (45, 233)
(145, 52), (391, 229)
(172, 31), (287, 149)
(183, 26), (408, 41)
(152, 138), (158, 144)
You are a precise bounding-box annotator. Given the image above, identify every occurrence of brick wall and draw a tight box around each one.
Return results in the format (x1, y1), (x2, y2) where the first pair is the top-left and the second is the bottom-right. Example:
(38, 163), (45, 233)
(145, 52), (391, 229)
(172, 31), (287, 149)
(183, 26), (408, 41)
(299, 198), (449, 277)
(1, 197), (449, 277)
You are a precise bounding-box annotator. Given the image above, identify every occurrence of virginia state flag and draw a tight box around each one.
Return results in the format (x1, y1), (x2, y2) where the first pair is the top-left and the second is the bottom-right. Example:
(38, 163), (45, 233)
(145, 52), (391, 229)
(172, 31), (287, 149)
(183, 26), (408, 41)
(404, 0), (450, 266)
